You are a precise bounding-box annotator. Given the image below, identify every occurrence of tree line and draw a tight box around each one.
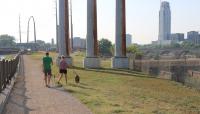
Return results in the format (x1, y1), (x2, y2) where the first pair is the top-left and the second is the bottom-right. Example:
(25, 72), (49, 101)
(0, 34), (54, 50)
(0, 34), (16, 48)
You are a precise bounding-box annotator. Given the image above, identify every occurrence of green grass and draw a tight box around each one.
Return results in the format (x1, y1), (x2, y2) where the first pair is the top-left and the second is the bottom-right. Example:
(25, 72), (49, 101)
(30, 51), (200, 114)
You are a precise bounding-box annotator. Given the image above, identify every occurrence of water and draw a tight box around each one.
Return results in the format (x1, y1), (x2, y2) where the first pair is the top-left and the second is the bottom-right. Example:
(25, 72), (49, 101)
(0, 55), (5, 60)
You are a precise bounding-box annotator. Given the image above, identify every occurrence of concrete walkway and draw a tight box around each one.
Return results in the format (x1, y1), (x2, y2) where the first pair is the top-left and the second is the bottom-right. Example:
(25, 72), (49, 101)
(3, 55), (92, 114)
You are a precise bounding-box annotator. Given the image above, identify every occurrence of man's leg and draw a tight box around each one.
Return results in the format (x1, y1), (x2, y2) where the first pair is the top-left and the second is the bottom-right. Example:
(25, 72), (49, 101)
(47, 75), (51, 86)
(45, 77), (47, 86)
(44, 73), (48, 86)
(47, 70), (52, 86)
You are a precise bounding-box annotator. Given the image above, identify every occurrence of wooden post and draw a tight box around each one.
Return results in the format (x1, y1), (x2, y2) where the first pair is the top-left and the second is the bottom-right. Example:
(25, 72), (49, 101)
(6, 60), (9, 85)
(2, 60), (5, 90)
(0, 61), (2, 92)
(2, 60), (7, 89)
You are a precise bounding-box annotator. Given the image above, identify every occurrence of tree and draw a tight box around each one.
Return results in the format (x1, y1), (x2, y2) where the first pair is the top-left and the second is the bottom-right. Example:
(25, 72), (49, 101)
(127, 45), (139, 53)
(0, 34), (16, 48)
(127, 45), (143, 59)
(171, 43), (181, 48)
(110, 44), (115, 55)
(180, 41), (193, 49)
(99, 38), (112, 56)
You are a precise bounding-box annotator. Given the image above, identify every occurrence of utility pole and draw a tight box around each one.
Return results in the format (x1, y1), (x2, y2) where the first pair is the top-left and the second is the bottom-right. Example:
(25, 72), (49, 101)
(19, 15), (22, 43)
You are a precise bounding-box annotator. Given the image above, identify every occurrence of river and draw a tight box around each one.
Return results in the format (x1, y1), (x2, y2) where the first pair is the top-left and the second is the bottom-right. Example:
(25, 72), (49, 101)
(0, 55), (5, 60)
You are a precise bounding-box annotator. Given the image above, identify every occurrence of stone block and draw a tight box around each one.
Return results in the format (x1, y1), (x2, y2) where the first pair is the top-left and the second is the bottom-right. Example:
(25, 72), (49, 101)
(111, 57), (129, 69)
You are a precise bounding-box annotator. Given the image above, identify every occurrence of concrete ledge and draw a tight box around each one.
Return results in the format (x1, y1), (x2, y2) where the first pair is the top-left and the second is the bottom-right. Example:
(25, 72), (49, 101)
(111, 57), (129, 69)
(83, 57), (100, 68)
(0, 73), (18, 114)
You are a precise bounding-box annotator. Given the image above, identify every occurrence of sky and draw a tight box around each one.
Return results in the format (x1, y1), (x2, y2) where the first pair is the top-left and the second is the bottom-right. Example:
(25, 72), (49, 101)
(0, 0), (200, 44)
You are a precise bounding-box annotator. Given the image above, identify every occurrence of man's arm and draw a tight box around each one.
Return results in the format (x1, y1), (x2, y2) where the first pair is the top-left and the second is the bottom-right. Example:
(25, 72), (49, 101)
(42, 58), (45, 71)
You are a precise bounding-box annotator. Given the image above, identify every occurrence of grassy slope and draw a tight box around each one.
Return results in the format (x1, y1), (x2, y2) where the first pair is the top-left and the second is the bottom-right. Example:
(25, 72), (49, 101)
(31, 52), (200, 114)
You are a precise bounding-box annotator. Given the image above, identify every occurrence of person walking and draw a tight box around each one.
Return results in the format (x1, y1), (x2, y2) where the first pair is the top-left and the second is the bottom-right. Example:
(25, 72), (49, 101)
(57, 55), (68, 85)
(42, 52), (53, 87)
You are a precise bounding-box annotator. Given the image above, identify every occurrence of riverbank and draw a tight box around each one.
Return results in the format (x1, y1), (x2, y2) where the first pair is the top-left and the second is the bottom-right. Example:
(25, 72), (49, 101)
(0, 54), (16, 60)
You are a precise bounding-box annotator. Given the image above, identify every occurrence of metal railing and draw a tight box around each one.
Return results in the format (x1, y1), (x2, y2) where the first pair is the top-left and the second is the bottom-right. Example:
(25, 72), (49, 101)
(0, 55), (19, 93)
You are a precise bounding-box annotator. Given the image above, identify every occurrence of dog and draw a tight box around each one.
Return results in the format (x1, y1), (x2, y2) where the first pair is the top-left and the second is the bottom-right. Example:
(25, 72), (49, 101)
(73, 70), (80, 84)
(75, 74), (80, 83)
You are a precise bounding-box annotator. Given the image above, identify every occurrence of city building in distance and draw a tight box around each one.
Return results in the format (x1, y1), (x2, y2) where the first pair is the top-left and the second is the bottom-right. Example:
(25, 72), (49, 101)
(158, 1), (171, 45)
(126, 34), (132, 47)
(171, 33), (184, 44)
(73, 37), (86, 50)
(51, 38), (55, 46)
(187, 31), (200, 45)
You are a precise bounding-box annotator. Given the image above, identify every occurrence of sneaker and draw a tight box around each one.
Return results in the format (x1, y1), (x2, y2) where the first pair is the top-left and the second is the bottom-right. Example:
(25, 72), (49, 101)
(56, 82), (62, 87)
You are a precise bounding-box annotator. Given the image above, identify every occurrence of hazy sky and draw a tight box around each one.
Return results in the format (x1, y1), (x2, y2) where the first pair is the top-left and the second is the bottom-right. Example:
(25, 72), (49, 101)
(0, 0), (200, 44)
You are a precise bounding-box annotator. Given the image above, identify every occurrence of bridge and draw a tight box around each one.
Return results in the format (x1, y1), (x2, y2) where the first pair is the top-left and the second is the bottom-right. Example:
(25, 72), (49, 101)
(0, 48), (20, 55)
(16, 43), (40, 51)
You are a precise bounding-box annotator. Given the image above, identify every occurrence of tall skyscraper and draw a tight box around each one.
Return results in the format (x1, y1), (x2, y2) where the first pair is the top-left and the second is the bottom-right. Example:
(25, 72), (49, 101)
(158, 1), (171, 44)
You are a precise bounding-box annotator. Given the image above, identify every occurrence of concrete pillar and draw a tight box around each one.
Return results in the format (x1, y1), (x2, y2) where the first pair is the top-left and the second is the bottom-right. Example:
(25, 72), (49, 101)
(83, 0), (100, 68)
(112, 0), (129, 69)
(58, 0), (72, 66)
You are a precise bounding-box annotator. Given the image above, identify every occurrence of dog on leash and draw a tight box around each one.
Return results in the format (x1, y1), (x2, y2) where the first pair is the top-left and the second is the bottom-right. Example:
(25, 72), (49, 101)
(75, 74), (80, 84)
(74, 70), (80, 84)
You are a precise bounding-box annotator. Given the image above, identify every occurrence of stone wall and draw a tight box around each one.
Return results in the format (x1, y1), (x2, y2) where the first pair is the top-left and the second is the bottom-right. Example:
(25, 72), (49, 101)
(158, 71), (172, 80)
(130, 59), (200, 89)
(185, 70), (200, 90)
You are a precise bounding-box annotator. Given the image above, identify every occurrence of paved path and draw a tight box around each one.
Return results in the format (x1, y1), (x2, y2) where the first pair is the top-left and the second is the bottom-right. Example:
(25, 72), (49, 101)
(3, 55), (92, 114)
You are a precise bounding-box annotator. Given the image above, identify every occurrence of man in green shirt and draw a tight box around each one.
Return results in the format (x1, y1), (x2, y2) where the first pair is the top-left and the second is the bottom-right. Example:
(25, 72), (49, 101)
(43, 52), (53, 87)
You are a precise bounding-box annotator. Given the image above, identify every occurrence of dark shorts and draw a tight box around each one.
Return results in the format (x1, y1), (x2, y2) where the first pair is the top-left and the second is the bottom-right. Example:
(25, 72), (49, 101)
(44, 69), (52, 77)
(59, 69), (67, 74)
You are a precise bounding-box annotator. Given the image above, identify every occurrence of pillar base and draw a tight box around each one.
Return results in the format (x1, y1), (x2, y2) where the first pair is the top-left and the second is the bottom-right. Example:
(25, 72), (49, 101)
(111, 57), (129, 69)
(83, 57), (100, 68)
(56, 56), (73, 66)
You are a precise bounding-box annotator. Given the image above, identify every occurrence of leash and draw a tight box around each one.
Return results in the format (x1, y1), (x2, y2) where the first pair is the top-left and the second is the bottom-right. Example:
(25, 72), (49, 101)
(73, 70), (78, 76)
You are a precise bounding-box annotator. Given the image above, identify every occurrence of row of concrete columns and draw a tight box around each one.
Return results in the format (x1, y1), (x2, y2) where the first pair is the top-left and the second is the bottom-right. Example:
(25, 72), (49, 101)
(58, 0), (72, 65)
(58, 0), (128, 69)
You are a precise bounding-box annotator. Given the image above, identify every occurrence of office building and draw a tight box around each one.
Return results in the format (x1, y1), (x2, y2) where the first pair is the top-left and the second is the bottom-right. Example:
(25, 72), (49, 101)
(158, 1), (171, 45)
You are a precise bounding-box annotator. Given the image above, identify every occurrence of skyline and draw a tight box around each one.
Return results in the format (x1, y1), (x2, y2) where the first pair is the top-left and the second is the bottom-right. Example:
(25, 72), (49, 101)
(0, 0), (200, 44)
